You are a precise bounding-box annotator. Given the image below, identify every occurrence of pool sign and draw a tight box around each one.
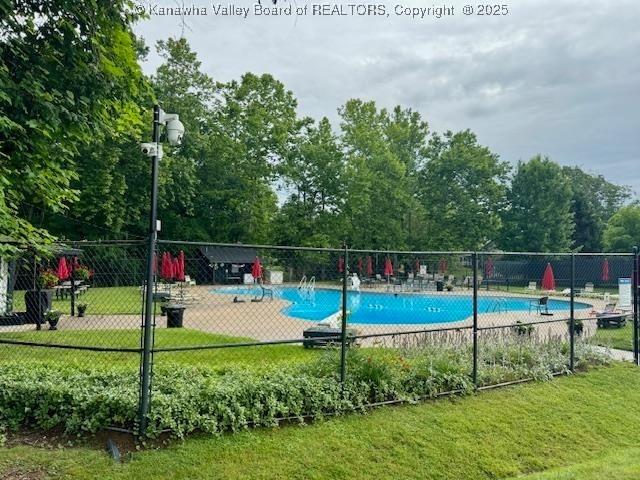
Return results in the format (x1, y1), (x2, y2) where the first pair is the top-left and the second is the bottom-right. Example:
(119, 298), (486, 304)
(618, 278), (631, 308)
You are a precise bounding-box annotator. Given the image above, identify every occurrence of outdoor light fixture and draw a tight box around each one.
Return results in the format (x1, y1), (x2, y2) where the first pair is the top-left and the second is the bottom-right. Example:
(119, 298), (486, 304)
(139, 105), (185, 436)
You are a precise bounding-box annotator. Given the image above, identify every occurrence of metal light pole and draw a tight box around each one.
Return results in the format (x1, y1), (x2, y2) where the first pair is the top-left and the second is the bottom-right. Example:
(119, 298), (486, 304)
(137, 105), (185, 436)
(138, 105), (161, 436)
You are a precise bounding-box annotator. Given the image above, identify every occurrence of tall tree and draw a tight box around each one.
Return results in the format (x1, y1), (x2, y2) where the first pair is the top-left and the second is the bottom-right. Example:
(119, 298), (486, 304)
(500, 156), (574, 252)
(339, 100), (415, 249)
(1, 0), (147, 251)
(562, 166), (631, 251)
(276, 117), (346, 247)
(418, 130), (509, 250)
(603, 204), (640, 252)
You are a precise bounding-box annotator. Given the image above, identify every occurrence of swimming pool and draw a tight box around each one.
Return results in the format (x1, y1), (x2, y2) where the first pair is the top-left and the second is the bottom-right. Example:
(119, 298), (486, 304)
(214, 286), (591, 325)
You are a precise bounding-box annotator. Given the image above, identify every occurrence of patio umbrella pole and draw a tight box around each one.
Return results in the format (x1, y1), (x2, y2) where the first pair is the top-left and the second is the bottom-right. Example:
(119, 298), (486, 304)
(139, 104), (161, 436)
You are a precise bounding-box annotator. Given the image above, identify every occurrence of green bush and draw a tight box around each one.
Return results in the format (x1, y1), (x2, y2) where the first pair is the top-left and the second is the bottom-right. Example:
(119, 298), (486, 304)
(0, 339), (609, 440)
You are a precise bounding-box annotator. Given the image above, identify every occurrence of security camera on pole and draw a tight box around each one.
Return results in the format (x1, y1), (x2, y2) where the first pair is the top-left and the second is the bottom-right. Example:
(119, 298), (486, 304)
(138, 105), (184, 436)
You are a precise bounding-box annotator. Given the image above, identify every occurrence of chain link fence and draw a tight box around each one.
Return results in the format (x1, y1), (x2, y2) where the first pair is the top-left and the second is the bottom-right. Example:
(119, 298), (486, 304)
(0, 240), (637, 435)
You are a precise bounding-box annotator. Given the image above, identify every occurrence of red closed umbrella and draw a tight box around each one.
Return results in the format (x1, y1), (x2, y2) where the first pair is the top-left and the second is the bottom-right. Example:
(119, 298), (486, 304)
(56, 257), (69, 281)
(161, 252), (174, 281)
(602, 258), (610, 282)
(251, 257), (262, 281)
(358, 257), (363, 274)
(438, 258), (448, 273)
(384, 258), (394, 277)
(415, 259), (420, 273)
(176, 251), (186, 282)
(541, 263), (556, 291)
(338, 256), (344, 273)
(366, 256), (373, 276)
(485, 257), (494, 278)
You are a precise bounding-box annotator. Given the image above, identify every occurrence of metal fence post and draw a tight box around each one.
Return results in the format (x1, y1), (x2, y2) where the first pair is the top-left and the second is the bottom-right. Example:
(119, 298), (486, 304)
(472, 252), (478, 386)
(633, 246), (639, 365)
(70, 257), (76, 316)
(569, 253), (575, 372)
(340, 243), (348, 386)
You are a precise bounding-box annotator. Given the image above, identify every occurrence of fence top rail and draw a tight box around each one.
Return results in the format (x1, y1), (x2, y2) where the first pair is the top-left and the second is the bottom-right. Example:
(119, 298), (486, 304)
(65, 240), (146, 247)
(156, 239), (634, 256)
(53, 238), (636, 257)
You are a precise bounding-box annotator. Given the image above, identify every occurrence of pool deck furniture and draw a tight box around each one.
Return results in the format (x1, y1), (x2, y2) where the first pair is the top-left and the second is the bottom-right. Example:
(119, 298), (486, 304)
(529, 296), (550, 315)
(597, 312), (629, 328)
(54, 281), (88, 299)
(302, 325), (356, 348)
(596, 303), (629, 328)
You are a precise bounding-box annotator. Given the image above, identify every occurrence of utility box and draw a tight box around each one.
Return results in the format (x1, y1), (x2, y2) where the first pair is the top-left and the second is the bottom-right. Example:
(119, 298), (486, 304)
(264, 270), (283, 285)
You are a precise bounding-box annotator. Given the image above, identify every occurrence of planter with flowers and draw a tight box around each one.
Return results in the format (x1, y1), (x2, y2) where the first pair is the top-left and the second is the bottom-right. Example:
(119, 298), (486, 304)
(73, 265), (92, 282)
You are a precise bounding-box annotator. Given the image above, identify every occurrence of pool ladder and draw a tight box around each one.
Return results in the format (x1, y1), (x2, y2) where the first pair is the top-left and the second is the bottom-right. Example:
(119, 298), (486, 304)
(297, 275), (316, 293)
(486, 297), (507, 313)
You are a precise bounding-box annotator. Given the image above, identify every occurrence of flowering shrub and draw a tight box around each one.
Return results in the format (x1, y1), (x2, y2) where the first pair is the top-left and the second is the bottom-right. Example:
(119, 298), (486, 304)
(0, 340), (609, 440)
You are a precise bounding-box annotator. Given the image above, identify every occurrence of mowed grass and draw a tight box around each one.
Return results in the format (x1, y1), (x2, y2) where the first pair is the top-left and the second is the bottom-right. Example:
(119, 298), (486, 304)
(0, 363), (639, 479)
(517, 447), (640, 480)
(0, 328), (320, 370)
(12, 286), (143, 315)
(589, 322), (633, 351)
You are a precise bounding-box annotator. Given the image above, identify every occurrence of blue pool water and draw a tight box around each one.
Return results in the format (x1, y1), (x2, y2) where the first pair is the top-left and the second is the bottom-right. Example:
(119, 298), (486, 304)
(214, 286), (591, 325)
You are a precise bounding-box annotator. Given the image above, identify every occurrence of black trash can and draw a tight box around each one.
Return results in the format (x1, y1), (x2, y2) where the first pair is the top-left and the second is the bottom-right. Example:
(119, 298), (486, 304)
(25, 290), (52, 325)
(436, 281), (444, 292)
(166, 304), (185, 328)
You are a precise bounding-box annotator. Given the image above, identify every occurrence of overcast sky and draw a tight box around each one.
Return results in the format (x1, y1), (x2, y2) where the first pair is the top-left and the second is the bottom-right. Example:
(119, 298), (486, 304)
(134, 0), (640, 194)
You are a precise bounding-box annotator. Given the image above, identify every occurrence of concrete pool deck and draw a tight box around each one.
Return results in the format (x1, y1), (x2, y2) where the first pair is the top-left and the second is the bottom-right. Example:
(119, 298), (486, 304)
(0, 284), (615, 345)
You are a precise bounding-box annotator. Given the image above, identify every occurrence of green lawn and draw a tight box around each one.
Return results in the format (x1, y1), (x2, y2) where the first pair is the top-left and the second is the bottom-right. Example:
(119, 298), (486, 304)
(518, 447), (640, 480)
(589, 322), (633, 351)
(0, 328), (320, 369)
(12, 286), (143, 315)
(1, 363), (639, 479)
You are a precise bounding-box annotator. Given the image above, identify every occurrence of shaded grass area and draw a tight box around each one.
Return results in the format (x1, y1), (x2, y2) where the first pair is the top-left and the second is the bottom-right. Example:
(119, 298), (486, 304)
(12, 287), (143, 315)
(517, 447), (640, 479)
(589, 322), (633, 351)
(0, 328), (319, 370)
(0, 363), (638, 479)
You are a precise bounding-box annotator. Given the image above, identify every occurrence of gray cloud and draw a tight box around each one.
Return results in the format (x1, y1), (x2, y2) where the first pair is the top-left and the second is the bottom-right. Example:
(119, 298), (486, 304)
(135, 0), (640, 193)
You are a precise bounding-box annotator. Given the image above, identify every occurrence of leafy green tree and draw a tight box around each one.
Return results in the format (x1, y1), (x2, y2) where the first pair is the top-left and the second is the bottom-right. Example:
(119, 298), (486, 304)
(383, 106), (430, 249)
(603, 204), (640, 252)
(418, 130), (509, 250)
(339, 100), (417, 249)
(276, 117), (346, 246)
(562, 166), (630, 251)
(500, 156), (574, 252)
(203, 73), (300, 243)
(1, 1), (150, 249)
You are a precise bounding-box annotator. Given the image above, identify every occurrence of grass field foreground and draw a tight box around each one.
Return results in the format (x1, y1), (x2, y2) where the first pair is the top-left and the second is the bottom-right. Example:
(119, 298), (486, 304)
(0, 363), (639, 479)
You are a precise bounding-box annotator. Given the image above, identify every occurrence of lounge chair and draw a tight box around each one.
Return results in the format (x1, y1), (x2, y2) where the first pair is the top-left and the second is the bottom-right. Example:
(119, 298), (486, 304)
(527, 282), (537, 292)
(529, 296), (550, 315)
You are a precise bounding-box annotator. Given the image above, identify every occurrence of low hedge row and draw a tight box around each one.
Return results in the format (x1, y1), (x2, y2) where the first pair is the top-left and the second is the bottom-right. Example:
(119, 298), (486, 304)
(0, 341), (609, 439)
